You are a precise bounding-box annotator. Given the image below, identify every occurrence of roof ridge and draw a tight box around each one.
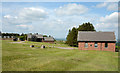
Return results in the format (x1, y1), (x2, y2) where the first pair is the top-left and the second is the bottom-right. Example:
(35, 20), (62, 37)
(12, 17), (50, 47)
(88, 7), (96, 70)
(78, 31), (114, 33)
(77, 31), (116, 42)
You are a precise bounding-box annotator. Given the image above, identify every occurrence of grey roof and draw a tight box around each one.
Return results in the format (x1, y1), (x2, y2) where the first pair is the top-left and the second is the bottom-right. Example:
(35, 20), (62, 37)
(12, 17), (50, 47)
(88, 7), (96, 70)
(44, 37), (54, 41)
(27, 34), (32, 38)
(36, 34), (43, 38)
(77, 31), (116, 42)
(27, 34), (43, 38)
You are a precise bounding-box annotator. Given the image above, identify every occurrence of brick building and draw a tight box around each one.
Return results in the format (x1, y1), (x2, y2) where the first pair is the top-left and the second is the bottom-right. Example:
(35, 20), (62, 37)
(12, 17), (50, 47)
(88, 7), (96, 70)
(77, 31), (116, 52)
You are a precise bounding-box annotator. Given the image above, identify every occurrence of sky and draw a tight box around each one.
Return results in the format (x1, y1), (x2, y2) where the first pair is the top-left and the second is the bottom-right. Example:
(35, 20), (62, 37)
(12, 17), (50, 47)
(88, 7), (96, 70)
(1, 2), (119, 39)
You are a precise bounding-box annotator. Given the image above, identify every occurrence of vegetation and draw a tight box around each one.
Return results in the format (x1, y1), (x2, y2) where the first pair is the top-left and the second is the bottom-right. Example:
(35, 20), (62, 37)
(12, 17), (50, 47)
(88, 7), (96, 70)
(66, 27), (78, 46)
(66, 22), (96, 47)
(19, 36), (26, 41)
(2, 33), (20, 38)
(2, 40), (118, 71)
(1, 32), (54, 41)
(19, 33), (27, 41)
(43, 35), (47, 37)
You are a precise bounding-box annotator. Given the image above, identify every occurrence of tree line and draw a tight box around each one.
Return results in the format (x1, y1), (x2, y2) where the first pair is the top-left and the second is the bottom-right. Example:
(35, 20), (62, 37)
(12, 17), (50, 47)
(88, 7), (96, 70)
(1, 33), (27, 41)
(66, 22), (96, 47)
(1, 32), (54, 41)
(2, 33), (20, 37)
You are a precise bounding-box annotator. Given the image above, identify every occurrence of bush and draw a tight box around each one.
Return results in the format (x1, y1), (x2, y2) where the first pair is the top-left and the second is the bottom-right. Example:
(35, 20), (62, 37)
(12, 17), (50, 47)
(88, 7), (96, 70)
(115, 47), (119, 52)
(19, 36), (26, 41)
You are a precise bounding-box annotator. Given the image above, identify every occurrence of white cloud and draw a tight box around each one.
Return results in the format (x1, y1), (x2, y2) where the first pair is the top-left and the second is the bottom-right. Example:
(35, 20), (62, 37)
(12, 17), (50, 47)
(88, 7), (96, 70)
(96, 2), (107, 8)
(3, 7), (48, 25)
(19, 7), (48, 21)
(2, 7), (48, 33)
(4, 15), (12, 19)
(16, 24), (29, 28)
(95, 12), (118, 31)
(16, 24), (33, 31)
(96, 2), (118, 11)
(100, 12), (118, 23)
(2, 3), (119, 39)
(4, 15), (18, 19)
(107, 3), (118, 11)
(55, 3), (88, 16)
(14, 16), (18, 19)
(105, 0), (119, 2)
(95, 12), (119, 38)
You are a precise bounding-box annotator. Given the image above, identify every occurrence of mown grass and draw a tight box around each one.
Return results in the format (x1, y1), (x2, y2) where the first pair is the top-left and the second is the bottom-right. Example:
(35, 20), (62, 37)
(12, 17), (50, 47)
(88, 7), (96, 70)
(2, 40), (118, 71)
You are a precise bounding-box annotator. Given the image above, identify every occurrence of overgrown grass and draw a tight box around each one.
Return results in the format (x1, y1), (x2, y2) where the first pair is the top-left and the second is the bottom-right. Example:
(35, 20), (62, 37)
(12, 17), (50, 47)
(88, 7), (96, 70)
(2, 40), (118, 71)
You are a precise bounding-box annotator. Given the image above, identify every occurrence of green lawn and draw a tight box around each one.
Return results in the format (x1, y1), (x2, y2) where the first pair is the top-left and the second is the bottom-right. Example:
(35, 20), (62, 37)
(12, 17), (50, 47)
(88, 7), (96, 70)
(2, 40), (118, 71)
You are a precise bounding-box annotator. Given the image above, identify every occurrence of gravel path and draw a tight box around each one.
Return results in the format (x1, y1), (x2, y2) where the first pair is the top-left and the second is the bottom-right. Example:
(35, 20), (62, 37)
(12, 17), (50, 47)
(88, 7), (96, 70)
(57, 47), (75, 49)
(10, 41), (76, 50)
(10, 41), (25, 44)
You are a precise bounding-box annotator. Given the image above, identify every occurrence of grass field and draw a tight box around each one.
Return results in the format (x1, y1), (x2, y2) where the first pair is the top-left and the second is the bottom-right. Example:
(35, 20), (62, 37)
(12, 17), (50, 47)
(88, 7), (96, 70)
(2, 40), (118, 71)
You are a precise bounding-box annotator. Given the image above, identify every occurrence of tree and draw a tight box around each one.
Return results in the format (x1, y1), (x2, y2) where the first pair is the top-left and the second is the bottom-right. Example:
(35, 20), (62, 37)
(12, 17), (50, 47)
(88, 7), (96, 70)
(66, 22), (96, 47)
(71, 27), (78, 46)
(66, 27), (77, 46)
(66, 29), (72, 45)
(77, 22), (95, 31)
(21, 33), (25, 36)
(49, 35), (51, 37)
(43, 35), (47, 37)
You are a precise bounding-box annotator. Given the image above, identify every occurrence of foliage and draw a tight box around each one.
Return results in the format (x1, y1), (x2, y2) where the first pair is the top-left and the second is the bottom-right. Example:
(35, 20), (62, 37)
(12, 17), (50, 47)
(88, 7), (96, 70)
(77, 22), (95, 31)
(43, 35), (48, 37)
(66, 27), (78, 46)
(19, 36), (26, 41)
(2, 33), (20, 38)
(66, 22), (96, 47)
(49, 35), (51, 37)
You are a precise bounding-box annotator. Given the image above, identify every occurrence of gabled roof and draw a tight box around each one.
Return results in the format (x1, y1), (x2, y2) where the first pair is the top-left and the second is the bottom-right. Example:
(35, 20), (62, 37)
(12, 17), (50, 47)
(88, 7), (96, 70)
(77, 31), (116, 42)
(44, 37), (54, 41)
(27, 34), (43, 38)
(27, 34), (32, 38)
(36, 34), (43, 38)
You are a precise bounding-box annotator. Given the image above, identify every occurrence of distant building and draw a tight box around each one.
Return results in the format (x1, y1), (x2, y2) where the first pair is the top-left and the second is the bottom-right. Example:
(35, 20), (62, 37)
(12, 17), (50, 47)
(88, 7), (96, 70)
(27, 34), (44, 42)
(11, 36), (14, 38)
(4, 36), (7, 38)
(27, 33), (55, 42)
(13, 37), (18, 41)
(77, 31), (116, 52)
(1, 32), (16, 40)
(43, 37), (55, 43)
(36, 34), (44, 42)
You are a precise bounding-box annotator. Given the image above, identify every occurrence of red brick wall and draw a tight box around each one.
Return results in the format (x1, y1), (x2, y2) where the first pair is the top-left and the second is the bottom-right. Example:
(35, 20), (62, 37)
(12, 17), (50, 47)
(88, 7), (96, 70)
(78, 42), (115, 52)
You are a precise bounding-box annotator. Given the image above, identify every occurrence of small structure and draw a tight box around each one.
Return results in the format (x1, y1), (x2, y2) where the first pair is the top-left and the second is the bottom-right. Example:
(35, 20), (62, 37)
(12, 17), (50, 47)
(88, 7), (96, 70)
(13, 37), (18, 41)
(43, 37), (55, 43)
(4, 36), (6, 38)
(30, 45), (34, 48)
(7, 36), (10, 38)
(11, 36), (14, 38)
(77, 31), (116, 52)
(27, 33), (55, 43)
(27, 33), (43, 42)
(36, 34), (44, 42)
(41, 45), (45, 48)
(27, 34), (32, 41)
